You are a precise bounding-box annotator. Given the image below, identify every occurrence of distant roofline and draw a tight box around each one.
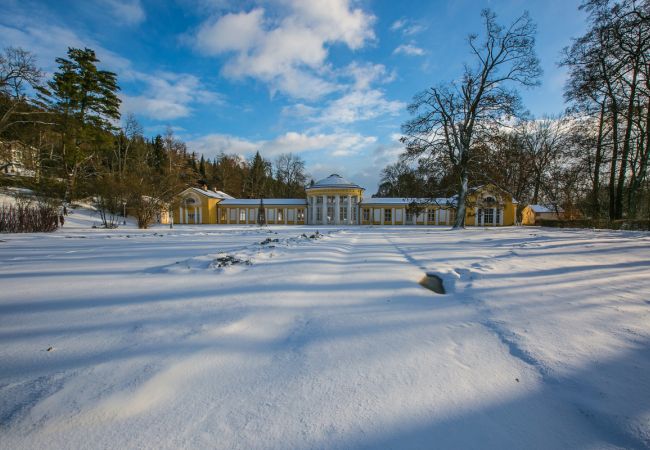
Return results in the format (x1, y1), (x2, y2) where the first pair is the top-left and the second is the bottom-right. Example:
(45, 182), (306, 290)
(307, 173), (364, 190)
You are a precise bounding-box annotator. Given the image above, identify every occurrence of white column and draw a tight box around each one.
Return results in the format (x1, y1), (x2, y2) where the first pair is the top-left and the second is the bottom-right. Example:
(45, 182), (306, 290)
(184, 207), (188, 224)
(347, 195), (352, 224)
(435, 209), (439, 225)
(334, 195), (340, 224)
(284, 208), (287, 225)
(320, 195), (326, 225)
(197, 206), (201, 224)
(493, 207), (497, 226)
(311, 196), (316, 224)
(179, 207), (183, 224)
(391, 208), (395, 225)
(475, 207), (479, 226)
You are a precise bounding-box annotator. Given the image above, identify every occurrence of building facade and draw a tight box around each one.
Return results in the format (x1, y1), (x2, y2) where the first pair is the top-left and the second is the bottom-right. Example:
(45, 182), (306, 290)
(521, 205), (564, 225)
(0, 141), (40, 178)
(173, 174), (518, 226)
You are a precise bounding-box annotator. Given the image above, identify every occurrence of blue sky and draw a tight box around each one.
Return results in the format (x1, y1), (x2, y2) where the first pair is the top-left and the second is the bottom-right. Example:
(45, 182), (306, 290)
(1, 0), (587, 193)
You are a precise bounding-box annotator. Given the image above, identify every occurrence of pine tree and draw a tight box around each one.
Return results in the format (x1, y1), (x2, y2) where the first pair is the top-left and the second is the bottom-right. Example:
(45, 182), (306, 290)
(36, 47), (121, 201)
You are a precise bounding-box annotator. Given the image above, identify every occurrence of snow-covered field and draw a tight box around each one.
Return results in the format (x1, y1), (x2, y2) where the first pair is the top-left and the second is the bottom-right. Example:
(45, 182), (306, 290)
(1, 210), (649, 449)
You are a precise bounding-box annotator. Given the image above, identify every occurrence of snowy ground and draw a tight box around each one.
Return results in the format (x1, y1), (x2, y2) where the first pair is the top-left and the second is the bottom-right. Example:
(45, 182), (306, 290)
(1, 210), (650, 449)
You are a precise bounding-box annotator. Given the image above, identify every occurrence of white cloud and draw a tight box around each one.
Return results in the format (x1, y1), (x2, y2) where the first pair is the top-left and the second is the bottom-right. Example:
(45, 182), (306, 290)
(101, 0), (146, 25)
(193, 0), (376, 99)
(196, 8), (265, 54)
(390, 18), (426, 36)
(188, 133), (260, 157)
(188, 131), (377, 160)
(315, 89), (405, 125)
(393, 43), (426, 56)
(281, 103), (319, 118)
(0, 20), (131, 75)
(279, 62), (403, 125)
(121, 72), (223, 120)
(345, 62), (395, 90)
(390, 19), (406, 32)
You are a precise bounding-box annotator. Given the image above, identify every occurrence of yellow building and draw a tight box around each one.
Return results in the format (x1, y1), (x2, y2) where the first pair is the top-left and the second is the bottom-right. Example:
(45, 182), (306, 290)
(521, 204), (564, 225)
(305, 174), (364, 225)
(173, 187), (234, 224)
(465, 185), (518, 226)
(217, 199), (307, 225)
(172, 175), (518, 226)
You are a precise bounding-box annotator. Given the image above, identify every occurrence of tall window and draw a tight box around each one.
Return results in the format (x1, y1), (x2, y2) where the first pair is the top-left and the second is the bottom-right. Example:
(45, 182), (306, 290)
(316, 208), (322, 221)
(427, 209), (436, 223)
(484, 208), (494, 224)
(277, 209), (283, 222)
(384, 208), (392, 222)
(239, 210), (246, 222)
(340, 206), (347, 221)
(406, 211), (414, 223)
(495, 208), (501, 225)
(297, 209), (304, 221)
(363, 208), (370, 221)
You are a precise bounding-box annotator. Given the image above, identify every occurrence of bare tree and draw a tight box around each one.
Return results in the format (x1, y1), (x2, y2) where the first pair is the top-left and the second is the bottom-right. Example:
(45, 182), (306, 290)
(401, 9), (541, 228)
(517, 117), (568, 204)
(563, 0), (650, 220)
(274, 153), (307, 197)
(0, 47), (48, 134)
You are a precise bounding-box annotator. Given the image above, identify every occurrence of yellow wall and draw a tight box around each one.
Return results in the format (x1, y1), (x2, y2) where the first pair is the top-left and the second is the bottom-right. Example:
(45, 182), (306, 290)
(360, 205), (455, 225)
(217, 205), (306, 225)
(465, 186), (516, 226)
(171, 184), (517, 226)
(173, 191), (221, 224)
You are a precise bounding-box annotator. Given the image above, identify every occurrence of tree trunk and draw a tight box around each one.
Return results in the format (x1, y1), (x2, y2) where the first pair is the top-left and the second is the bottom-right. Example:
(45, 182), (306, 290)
(628, 100), (650, 217)
(532, 175), (541, 205)
(453, 166), (468, 229)
(608, 105), (620, 220)
(614, 62), (639, 219)
(592, 101), (606, 218)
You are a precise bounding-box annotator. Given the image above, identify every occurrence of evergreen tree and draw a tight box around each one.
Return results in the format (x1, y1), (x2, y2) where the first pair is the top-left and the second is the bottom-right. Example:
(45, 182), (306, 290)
(245, 151), (271, 198)
(36, 47), (121, 200)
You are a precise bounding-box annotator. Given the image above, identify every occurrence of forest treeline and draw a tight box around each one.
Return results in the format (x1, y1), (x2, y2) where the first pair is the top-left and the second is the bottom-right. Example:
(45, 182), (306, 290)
(383, 0), (649, 226)
(0, 47), (307, 228)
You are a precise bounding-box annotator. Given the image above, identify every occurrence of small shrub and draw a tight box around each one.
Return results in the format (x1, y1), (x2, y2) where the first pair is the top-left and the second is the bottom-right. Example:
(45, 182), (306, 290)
(0, 203), (60, 233)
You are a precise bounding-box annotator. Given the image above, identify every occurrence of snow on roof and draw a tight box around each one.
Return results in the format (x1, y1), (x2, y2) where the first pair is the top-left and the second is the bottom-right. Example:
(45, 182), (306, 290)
(529, 204), (564, 213)
(189, 188), (234, 199)
(309, 174), (363, 190)
(361, 197), (455, 206)
(220, 198), (307, 206)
